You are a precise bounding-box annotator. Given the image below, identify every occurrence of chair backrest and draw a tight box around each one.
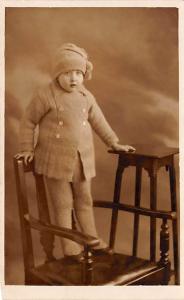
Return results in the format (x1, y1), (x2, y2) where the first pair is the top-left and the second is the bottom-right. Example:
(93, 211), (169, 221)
(13, 157), (55, 273)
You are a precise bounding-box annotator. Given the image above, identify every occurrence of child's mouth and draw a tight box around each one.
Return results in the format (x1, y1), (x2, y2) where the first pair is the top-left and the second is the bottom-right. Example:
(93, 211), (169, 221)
(70, 83), (77, 88)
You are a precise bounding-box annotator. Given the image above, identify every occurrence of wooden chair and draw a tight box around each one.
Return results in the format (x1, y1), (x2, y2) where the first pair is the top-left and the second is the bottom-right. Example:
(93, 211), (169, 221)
(13, 155), (175, 285)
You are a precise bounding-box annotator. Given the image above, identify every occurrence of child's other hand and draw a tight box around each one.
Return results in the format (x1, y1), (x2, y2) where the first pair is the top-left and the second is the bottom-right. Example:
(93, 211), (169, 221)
(111, 143), (136, 152)
(15, 152), (34, 165)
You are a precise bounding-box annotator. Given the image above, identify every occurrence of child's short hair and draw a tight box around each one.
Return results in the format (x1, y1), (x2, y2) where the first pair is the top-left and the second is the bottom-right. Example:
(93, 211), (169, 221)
(52, 43), (93, 80)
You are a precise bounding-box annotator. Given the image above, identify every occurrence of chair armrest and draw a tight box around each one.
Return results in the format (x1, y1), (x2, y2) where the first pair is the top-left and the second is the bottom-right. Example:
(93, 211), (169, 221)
(24, 214), (100, 248)
(93, 200), (176, 220)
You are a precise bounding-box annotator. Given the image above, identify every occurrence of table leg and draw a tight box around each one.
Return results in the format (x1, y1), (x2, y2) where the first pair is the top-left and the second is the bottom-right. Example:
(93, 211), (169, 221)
(109, 164), (125, 249)
(133, 166), (142, 256)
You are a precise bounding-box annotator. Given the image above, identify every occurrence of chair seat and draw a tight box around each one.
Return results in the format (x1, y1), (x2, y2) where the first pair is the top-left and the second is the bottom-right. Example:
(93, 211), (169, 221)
(30, 253), (163, 285)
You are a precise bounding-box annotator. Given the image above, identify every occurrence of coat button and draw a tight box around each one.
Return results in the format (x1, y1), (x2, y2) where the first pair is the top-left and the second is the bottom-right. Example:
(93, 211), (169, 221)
(59, 121), (63, 126)
(83, 121), (86, 126)
(56, 134), (60, 139)
(82, 108), (86, 113)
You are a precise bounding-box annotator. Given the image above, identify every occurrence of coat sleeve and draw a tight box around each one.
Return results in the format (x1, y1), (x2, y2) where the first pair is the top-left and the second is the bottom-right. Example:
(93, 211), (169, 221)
(19, 89), (50, 152)
(88, 93), (119, 147)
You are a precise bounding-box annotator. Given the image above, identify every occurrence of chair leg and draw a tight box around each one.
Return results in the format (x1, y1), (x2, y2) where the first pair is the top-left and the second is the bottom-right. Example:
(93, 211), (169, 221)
(132, 166), (142, 257)
(159, 218), (171, 285)
(169, 164), (180, 285)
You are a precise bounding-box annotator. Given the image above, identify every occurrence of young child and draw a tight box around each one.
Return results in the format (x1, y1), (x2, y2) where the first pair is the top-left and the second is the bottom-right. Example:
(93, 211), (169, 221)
(15, 43), (135, 262)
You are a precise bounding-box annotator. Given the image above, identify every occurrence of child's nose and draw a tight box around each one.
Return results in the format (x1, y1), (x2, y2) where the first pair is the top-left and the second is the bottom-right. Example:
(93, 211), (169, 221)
(70, 72), (77, 81)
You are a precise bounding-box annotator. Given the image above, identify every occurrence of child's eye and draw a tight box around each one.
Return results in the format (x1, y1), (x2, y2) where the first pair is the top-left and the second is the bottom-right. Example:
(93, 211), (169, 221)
(76, 71), (82, 75)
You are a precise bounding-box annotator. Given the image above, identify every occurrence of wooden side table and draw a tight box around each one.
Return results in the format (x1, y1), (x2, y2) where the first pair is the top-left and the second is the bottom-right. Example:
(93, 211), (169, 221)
(109, 144), (179, 284)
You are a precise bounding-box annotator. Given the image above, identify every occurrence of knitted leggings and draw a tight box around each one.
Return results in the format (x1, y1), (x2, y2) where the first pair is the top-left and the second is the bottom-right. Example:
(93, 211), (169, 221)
(44, 152), (107, 256)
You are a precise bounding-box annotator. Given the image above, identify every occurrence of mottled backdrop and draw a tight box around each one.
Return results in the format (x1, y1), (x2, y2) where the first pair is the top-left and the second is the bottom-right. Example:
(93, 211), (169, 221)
(5, 7), (179, 284)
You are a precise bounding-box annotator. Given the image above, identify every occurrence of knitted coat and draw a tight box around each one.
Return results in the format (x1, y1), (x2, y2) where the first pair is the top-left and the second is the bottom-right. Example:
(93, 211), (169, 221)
(20, 80), (119, 180)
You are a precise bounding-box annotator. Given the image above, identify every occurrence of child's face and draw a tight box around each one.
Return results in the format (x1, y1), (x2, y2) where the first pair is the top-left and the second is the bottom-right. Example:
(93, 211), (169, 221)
(57, 70), (84, 92)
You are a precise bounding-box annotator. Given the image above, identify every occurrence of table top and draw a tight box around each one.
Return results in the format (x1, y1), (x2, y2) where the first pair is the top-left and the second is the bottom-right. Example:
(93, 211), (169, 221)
(108, 144), (179, 159)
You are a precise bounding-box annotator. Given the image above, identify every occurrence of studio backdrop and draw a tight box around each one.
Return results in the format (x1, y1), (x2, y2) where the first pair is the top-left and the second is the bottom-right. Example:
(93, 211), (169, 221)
(5, 7), (179, 284)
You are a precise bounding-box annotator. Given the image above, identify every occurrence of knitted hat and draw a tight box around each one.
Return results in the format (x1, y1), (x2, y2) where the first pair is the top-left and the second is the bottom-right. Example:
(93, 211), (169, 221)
(52, 43), (93, 80)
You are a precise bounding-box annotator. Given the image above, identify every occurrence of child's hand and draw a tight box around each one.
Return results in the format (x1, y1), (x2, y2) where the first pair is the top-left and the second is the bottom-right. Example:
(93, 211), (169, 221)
(111, 143), (136, 152)
(15, 151), (34, 165)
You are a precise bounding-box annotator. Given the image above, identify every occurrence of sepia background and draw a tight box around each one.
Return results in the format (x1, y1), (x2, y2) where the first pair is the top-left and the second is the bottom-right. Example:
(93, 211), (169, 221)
(5, 7), (179, 284)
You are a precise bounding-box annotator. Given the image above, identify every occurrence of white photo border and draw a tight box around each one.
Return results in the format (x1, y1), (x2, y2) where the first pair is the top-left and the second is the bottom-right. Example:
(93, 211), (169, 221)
(1, 1), (184, 299)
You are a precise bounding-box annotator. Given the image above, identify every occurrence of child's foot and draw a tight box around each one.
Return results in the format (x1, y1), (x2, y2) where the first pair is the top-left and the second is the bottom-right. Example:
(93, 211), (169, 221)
(64, 252), (84, 263)
(91, 247), (114, 256)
